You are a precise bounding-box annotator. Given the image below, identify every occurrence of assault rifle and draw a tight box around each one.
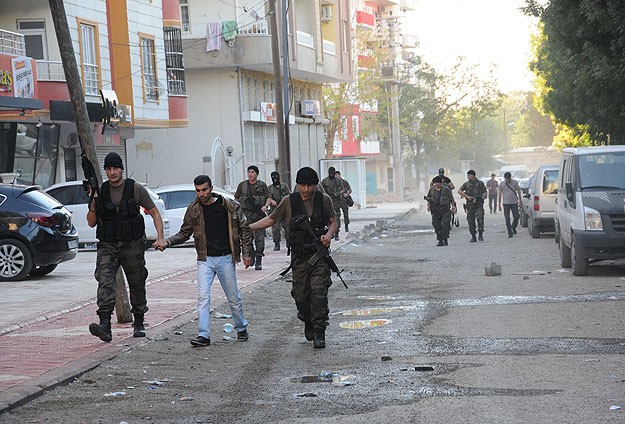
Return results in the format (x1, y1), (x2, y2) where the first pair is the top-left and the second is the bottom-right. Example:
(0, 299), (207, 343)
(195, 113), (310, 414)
(294, 215), (348, 289)
(81, 149), (99, 208)
(243, 195), (267, 217)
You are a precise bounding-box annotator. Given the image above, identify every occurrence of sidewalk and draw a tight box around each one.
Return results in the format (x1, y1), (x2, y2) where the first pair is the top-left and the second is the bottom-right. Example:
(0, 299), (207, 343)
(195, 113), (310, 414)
(0, 202), (418, 412)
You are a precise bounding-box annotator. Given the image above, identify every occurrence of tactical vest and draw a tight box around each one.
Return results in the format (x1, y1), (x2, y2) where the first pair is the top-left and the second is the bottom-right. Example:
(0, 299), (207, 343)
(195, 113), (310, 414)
(287, 191), (328, 253)
(241, 181), (266, 215)
(96, 179), (145, 242)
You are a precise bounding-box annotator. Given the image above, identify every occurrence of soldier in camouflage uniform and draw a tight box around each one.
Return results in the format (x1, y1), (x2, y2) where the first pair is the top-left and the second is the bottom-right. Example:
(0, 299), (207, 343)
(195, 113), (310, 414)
(426, 175), (457, 246)
(234, 165), (272, 270)
(458, 169), (487, 242)
(320, 167), (345, 240)
(250, 167), (338, 349)
(268, 171), (291, 251)
(86, 153), (165, 342)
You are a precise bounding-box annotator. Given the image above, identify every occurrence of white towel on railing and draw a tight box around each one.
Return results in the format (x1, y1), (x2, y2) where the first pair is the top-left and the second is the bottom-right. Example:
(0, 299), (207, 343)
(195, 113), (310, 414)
(206, 22), (221, 52)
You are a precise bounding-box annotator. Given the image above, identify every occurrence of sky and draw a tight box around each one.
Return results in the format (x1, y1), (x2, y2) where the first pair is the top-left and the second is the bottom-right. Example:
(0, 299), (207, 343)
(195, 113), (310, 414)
(404, 0), (538, 93)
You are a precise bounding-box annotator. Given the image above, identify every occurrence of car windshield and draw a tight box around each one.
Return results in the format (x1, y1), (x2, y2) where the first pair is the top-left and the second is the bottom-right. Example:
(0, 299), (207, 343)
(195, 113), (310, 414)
(578, 152), (625, 190)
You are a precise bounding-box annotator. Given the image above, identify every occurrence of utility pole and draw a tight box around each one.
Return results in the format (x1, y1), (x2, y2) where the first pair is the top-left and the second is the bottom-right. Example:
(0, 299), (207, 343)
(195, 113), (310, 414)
(48, 0), (132, 323)
(269, 0), (289, 182)
(281, 0), (291, 183)
(388, 17), (405, 201)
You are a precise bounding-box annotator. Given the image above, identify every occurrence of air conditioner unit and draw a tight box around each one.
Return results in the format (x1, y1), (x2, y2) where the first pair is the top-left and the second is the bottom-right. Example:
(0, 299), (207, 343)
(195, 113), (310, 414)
(321, 6), (332, 23)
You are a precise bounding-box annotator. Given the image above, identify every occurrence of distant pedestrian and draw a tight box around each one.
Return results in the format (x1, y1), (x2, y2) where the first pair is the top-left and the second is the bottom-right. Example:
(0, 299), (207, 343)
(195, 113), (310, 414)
(234, 165), (272, 270)
(458, 170), (487, 242)
(154, 175), (253, 347)
(498, 171), (522, 238)
(268, 171), (291, 251)
(87, 153), (165, 342)
(486, 173), (499, 214)
(250, 167), (337, 349)
(426, 175), (457, 246)
(321, 167), (345, 240)
(334, 170), (353, 232)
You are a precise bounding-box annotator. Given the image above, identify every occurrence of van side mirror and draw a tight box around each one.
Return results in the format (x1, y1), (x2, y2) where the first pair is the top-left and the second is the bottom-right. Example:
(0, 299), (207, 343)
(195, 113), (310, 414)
(565, 182), (574, 202)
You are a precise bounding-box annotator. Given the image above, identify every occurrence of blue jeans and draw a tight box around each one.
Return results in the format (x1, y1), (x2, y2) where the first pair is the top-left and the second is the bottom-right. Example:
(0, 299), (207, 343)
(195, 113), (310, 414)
(196, 255), (248, 339)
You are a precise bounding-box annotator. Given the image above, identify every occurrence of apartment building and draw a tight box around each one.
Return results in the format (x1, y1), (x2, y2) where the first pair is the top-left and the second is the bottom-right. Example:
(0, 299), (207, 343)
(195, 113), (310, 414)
(332, 0), (417, 198)
(0, 0), (187, 186)
(129, 0), (353, 191)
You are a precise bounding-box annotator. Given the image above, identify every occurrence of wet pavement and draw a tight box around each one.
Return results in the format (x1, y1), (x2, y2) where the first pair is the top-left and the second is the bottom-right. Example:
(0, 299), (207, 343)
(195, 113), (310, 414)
(0, 202), (418, 412)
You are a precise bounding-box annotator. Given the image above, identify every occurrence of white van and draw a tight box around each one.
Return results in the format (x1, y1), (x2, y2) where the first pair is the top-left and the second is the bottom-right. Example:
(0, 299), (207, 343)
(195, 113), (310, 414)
(555, 146), (625, 275)
(526, 164), (559, 238)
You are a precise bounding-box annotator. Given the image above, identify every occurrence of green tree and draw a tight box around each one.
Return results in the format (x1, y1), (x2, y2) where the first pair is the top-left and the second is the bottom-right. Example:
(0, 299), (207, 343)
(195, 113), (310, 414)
(525, 0), (625, 144)
(394, 56), (502, 184)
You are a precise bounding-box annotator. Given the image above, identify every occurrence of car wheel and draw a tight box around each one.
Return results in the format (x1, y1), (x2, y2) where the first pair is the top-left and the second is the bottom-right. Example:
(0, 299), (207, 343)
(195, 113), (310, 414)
(559, 231), (571, 268)
(520, 208), (528, 227)
(29, 264), (58, 277)
(571, 237), (589, 276)
(529, 217), (540, 239)
(0, 239), (34, 282)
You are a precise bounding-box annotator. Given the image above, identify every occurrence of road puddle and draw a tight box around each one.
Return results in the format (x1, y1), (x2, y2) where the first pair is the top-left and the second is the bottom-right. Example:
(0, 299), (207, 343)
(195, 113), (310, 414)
(339, 319), (391, 329)
(339, 306), (413, 316)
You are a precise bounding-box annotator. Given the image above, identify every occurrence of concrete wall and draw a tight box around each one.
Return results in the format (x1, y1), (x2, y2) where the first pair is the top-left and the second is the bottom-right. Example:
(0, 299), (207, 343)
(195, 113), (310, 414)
(126, 68), (241, 188)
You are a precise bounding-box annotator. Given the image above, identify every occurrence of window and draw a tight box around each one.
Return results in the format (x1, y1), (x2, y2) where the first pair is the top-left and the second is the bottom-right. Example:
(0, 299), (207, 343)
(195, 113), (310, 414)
(179, 0), (190, 32)
(164, 27), (186, 95)
(140, 34), (159, 102)
(13, 123), (59, 187)
(77, 19), (100, 96)
(17, 20), (47, 60)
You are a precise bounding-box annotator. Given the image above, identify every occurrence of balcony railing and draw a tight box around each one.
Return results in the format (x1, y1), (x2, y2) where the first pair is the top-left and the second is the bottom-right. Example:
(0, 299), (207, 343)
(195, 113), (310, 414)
(182, 19), (269, 39)
(0, 29), (26, 56)
(36, 60), (66, 81)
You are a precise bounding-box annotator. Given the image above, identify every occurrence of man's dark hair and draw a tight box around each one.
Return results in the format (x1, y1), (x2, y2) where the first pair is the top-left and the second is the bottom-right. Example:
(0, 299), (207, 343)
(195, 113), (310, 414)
(504, 172), (512, 179)
(334, 170), (341, 176)
(248, 165), (259, 175)
(194, 174), (212, 187)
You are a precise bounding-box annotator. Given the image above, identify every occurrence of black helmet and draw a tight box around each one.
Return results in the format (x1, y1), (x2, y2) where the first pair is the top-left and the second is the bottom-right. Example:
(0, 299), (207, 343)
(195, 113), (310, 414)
(438, 168), (445, 175)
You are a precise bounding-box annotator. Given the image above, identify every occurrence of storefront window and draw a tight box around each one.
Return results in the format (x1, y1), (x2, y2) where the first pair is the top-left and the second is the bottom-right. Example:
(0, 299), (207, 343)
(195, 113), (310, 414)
(13, 123), (59, 187)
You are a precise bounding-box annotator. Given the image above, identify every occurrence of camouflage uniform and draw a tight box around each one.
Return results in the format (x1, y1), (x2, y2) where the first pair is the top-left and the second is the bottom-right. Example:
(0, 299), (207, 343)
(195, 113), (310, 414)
(235, 179), (271, 262)
(269, 181), (291, 248)
(321, 175), (345, 237)
(458, 178), (487, 238)
(426, 185), (455, 243)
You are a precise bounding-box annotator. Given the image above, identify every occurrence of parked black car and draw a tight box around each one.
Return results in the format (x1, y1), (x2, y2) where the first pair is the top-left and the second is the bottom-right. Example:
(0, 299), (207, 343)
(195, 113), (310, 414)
(0, 184), (79, 281)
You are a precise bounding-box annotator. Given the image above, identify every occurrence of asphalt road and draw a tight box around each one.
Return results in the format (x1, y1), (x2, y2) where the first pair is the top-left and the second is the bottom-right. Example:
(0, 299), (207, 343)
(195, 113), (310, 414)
(2, 204), (625, 423)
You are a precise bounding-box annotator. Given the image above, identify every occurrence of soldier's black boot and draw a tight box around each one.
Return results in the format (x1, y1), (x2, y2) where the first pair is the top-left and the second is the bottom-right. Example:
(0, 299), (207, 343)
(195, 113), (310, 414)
(313, 328), (326, 349)
(274, 242), (280, 251)
(436, 240), (444, 246)
(345, 223), (349, 232)
(89, 313), (112, 343)
(255, 256), (263, 270)
(133, 313), (146, 338)
(304, 321), (314, 341)
(470, 233), (477, 243)
(478, 230), (484, 241)
(443, 238), (448, 246)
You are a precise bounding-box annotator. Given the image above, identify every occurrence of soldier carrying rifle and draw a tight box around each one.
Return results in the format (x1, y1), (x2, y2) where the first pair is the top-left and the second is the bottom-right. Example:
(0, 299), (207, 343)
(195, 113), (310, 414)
(250, 167), (338, 349)
(425, 175), (457, 246)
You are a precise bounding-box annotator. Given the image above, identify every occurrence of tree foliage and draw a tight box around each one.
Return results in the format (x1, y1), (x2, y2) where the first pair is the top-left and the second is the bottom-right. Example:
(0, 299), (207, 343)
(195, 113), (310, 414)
(526, 0), (625, 144)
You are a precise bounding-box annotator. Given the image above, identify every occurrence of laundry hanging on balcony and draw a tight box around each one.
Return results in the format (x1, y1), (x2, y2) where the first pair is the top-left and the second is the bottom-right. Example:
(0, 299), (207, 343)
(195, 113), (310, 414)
(222, 21), (238, 44)
(206, 22), (221, 52)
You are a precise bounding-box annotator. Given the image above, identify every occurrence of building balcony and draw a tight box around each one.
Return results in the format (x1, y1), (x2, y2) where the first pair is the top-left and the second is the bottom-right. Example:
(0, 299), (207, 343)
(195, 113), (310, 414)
(182, 19), (348, 83)
(356, 10), (375, 27)
(0, 29), (26, 56)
